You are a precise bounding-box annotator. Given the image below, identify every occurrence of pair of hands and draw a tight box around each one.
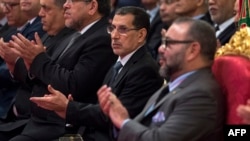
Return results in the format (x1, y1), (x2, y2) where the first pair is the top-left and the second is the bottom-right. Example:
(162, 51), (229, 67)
(0, 33), (45, 71)
(237, 100), (250, 124)
(30, 85), (129, 129)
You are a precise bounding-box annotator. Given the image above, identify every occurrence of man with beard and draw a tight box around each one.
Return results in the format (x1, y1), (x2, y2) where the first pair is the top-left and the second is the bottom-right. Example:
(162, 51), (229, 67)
(97, 17), (225, 141)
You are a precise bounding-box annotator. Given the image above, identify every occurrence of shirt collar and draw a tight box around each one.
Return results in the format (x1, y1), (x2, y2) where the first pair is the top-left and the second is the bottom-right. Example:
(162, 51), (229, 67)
(0, 17), (7, 26)
(79, 19), (99, 35)
(117, 45), (144, 66)
(147, 6), (159, 23)
(169, 71), (196, 91)
(215, 17), (234, 37)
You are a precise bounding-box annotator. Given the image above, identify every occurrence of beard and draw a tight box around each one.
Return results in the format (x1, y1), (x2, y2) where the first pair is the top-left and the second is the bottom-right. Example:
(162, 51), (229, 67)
(159, 64), (171, 81)
(159, 62), (182, 82)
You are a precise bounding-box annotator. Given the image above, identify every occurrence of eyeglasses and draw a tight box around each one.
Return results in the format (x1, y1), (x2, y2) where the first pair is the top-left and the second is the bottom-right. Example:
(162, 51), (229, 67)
(107, 25), (140, 35)
(1, 2), (20, 11)
(66, 0), (92, 4)
(161, 37), (194, 49)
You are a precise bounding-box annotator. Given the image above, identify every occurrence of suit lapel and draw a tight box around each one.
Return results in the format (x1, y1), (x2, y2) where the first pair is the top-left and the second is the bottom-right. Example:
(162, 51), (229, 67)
(134, 86), (166, 122)
(217, 23), (236, 45)
(111, 46), (147, 88)
(56, 17), (109, 60)
(137, 68), (211, 120)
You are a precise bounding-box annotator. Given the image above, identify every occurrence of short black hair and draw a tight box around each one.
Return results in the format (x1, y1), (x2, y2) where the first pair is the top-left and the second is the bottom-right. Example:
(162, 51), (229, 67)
(115, 6), (150, 37)
(96, 0), (111, 17)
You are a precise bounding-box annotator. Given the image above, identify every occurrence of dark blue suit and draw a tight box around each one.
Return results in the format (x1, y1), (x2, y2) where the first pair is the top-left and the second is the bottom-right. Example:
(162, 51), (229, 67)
(21, 16), (46, 41)
(0, 16), (45, 120)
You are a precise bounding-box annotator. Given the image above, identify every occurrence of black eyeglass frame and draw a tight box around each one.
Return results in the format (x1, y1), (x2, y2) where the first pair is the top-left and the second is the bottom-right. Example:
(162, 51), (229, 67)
(107, 25), (140, 35)
(161, 37), (195, 49)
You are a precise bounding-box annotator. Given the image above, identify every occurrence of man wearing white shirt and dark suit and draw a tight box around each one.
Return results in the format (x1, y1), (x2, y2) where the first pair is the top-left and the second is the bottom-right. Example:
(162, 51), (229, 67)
(209, 0), (236, 45)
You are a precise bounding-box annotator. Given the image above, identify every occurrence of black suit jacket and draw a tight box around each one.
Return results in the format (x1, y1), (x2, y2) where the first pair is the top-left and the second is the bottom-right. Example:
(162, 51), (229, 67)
(217, 22), (237, 46)
(199, 12), (214, 25)
(11, 17), (117, 140)
(0, 24), (18, 120)
(0, 28), (75, 132)
(146, 11), (163, 60)
(0, 23), (17, 42)
(0, 17), (45, 120)
(65, 46), (164, 141)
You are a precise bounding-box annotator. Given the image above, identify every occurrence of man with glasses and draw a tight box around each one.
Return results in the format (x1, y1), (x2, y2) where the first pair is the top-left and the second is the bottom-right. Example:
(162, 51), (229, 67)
(0, 0), (28, 124)
(97, 17), (225, 141)
(0, 0), (44, 126)
(0, 0), (116, 141)
(30, 6), (163, 141)
(18, 0), (45, 40)
(1, 0), (28, 41)
(0, 0), (75, 140)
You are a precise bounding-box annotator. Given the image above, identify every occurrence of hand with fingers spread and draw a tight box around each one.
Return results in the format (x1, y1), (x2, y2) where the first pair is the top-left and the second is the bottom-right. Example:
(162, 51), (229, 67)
(97, 85), (129, 129)
(10, 32), (46, 70)
(30, 85), (70, 119)
(0, 38), (20, 72)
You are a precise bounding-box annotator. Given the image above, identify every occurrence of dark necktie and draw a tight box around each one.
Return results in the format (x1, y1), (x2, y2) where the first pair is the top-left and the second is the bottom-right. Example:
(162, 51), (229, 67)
(109, 61), (123, 84)
(144, 85), (169, 117)
(59, 32), (81, 58)
(155, 85), (169, 103)
(215, 25), (220, 32)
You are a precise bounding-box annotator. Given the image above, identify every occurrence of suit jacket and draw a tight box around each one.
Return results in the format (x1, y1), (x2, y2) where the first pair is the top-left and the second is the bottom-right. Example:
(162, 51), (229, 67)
(0, 24), (19, 119)
(199, 12), (214, 25)
(146, 11), (163, 60)
(11, 17), (117, 141)
(0, 23), (17, 42)
(21, 16), (46, 41)
(65, 46), (164, 141)
(217, 23), (237, 46)
(0, 28), (75, 133)
(0, 17), (45, 120)
(118, 67), (225, 141)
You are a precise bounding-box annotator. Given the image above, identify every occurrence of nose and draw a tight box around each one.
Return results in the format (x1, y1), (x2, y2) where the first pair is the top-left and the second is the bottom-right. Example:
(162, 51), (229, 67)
(38, 8), (44, 17)
(63, 1), (71, 8)
(158, 44), (166, 54)
(111, 29), (120, 39)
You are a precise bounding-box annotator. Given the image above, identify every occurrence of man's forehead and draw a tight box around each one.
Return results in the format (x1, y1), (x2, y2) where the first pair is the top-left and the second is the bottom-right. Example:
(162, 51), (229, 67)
(113, 14), (134, 25)
(167, 24), (188, 36)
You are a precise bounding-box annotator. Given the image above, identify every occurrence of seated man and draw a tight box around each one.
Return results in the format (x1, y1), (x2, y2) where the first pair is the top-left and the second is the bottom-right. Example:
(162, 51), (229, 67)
(30, 6), (163, 141)
(97, 17), (225, 141)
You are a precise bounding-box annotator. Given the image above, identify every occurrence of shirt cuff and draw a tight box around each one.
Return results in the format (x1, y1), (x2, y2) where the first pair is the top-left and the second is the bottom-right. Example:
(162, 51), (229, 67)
(121, 118), (131, 128)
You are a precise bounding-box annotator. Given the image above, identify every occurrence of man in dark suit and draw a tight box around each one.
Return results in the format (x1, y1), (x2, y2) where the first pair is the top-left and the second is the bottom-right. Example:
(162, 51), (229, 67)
(1, 0), (29, 41)
(208, 0), (236, 46)
(30, 6), (164, 141)
(0, 3), (15, 38)
(97, 17), (225, 141)
(141, 0), (163, 60)
(1, 0), (116, 140)
(0, 0), (41, 122)
(175, 0), (213, 25)
(0, 0), (75, 140)
(19, 0), (45, 40)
